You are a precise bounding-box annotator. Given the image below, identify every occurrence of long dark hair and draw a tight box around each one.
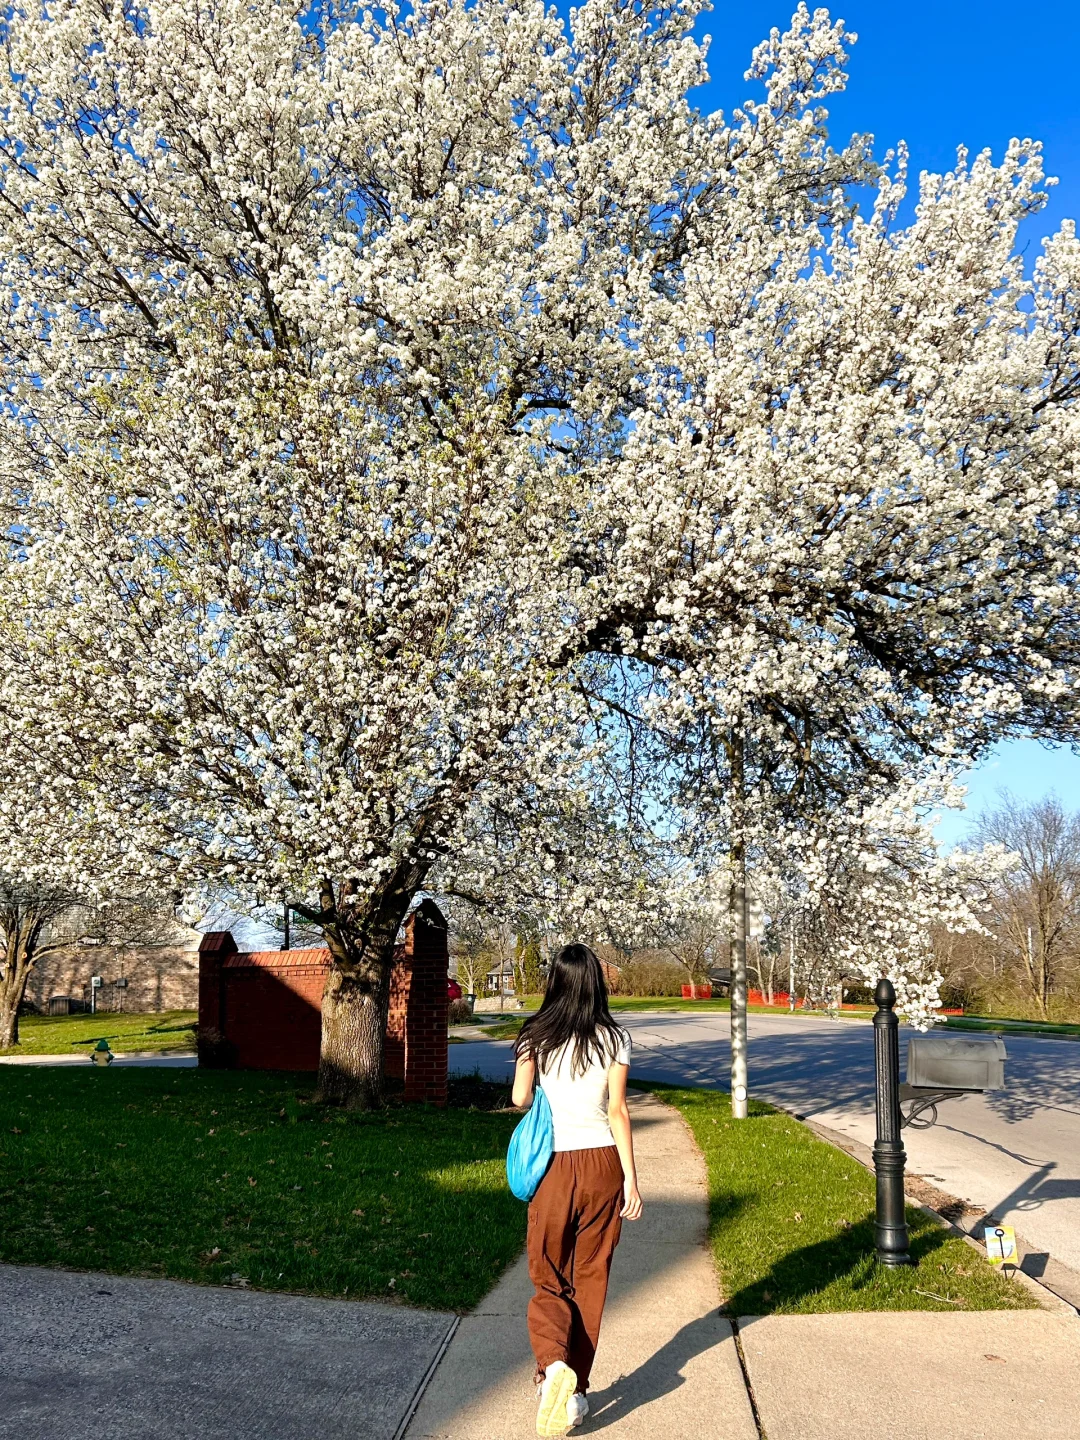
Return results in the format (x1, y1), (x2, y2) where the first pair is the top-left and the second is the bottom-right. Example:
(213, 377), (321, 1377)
(515, 943), (624, 1078)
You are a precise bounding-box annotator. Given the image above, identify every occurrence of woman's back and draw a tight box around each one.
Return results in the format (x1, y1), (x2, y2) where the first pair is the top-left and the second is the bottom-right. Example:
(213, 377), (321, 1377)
(538, 1029), (631, 1151)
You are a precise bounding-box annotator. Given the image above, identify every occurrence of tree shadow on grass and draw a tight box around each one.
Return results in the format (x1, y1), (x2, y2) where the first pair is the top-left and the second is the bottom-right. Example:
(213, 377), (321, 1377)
(723, 1210), (965, 1316)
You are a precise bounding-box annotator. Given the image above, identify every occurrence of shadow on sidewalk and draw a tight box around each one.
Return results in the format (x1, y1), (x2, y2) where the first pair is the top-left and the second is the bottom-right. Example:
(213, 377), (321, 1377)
(582, 1311), (730, 1431)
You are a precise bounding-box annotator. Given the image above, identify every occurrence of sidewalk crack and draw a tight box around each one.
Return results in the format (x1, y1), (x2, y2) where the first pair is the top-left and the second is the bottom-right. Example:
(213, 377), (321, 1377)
(729, 1316), (767, 1440)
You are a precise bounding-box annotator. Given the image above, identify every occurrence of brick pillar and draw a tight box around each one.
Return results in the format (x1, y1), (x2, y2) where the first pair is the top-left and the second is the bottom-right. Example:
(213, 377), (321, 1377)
(197, 931), (237, 1067)
(384, 943), (409, 1082)
(399, 900), (449, 1105)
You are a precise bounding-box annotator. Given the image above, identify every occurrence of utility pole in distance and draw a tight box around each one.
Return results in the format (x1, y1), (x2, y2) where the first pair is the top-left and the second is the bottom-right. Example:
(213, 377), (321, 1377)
(729, 732), (749, 1120)
(788, 921), (796, 1013)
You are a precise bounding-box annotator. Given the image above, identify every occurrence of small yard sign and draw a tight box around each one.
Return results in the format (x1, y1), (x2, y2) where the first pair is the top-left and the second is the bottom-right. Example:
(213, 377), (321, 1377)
(984, 1224), (1018, 1266)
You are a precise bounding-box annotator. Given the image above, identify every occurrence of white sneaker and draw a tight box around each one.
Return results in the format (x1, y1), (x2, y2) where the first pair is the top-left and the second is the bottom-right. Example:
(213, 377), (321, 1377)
(566, 1393), (589, 1428)
(536, 1361), (578, 1437)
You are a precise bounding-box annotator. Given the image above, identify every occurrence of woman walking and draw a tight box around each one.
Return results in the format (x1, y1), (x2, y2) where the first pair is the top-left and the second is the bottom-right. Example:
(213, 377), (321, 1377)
(511, 943), (643, 1436)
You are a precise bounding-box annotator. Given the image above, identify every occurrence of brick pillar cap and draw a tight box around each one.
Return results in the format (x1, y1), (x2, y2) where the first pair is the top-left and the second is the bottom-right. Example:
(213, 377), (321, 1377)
(199, 931), (238, 955)
(410, 899), (447, 931)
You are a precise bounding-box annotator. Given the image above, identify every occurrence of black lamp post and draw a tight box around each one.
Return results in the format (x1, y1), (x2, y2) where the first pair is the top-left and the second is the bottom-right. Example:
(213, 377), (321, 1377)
(873, 977), (913, 1266)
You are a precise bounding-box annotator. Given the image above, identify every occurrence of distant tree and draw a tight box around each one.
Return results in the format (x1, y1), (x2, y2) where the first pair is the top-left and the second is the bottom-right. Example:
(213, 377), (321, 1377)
(972, 795), (1080, 1018)
(652, 881), (723, 990)
(0, 882), (174, 1047)
(514, 929), (545, 996)
(0, 879), (81, 1048)
(450, 908), (513, 1000)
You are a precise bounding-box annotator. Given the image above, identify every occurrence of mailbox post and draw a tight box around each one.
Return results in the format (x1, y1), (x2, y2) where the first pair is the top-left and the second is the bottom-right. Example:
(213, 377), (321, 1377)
(873, 978), (913, 1267)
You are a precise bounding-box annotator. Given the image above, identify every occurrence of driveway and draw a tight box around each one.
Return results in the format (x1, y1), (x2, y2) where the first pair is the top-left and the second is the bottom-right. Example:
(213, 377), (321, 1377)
(450, 1010), (1080, 1276)
(0, 1264), (454, 1440)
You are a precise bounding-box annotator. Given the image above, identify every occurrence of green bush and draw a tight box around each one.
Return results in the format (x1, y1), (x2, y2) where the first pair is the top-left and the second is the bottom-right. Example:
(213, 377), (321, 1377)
(608, 958), (686, 997)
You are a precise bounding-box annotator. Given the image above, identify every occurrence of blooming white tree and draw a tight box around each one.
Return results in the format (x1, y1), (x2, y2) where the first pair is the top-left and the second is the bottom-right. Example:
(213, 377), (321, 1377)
(0, 0), (1077, 1104)
(757, 783), (1013, 1028)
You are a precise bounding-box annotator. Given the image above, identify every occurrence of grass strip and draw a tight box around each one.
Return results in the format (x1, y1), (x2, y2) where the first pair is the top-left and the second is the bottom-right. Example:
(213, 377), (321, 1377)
(479, 1019), (528, 1040)
(1, 1010), (198, 1057)
(944, 1016), (1080, 1040)
(0, 1067), (523, 1311)
(634, 1082), (1036, 1315)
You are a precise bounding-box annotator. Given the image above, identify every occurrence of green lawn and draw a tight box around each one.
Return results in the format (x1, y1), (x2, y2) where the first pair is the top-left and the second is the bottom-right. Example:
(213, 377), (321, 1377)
(0, 1068), (523, 1311)
(1, 1009), (197, 1057)
(944, 1015), (1080, 1041)
(635, 1082), (1036, 1315)
(480, 1018), (529, 1040)
(610, 996), (731, 1012)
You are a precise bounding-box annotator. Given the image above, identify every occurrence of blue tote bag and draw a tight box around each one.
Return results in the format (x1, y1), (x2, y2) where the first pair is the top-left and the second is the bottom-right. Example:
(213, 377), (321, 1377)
(506, 1085), (555, 1202)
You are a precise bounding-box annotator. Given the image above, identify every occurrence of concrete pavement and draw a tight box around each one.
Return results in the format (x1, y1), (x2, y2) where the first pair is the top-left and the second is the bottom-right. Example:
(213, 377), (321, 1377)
(0, 1051), (197, 1066)
(416, 1076), (1078, 1440)
(406, 1090), (758, 1440)
(738, 1311), (1080, 1440)
(0, 1263), (455, 1440)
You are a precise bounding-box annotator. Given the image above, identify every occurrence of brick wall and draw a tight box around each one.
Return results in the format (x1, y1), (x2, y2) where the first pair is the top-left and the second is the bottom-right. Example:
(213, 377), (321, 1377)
(386, 899), (449, 1105)
(198, 903), (448, 1103)
(24, 941), (201, 1014)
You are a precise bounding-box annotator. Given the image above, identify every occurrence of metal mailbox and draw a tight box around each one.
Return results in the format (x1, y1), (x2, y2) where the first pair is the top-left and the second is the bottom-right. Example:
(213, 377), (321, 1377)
(906, 1033), (1006, 1092)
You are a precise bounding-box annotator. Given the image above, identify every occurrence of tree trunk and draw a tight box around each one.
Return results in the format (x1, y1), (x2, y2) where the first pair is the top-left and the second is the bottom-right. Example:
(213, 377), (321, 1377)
(729, 732), (749, 1120)
(312, 869), (426, 1109)
(317, 964), (389, 1109)
(0, 993), (19, 1048)
(0, 943), (32, 1048)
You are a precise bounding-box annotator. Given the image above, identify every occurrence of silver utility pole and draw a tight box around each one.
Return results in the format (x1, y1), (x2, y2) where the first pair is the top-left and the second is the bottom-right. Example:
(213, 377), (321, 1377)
(730, 849), (749, 1119)
(729, 733), (749, 1120)
(788, 921), (796, 1013)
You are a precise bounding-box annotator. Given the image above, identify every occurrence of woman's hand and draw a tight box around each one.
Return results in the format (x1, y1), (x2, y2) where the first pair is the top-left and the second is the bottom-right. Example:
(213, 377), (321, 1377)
(620, 1180), (643, 1221)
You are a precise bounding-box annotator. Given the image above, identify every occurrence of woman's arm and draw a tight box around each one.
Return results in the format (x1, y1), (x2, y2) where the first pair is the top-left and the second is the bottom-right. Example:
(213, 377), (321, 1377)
(607, 1063), (643, 1220)
(511, 1053), (536, 1109)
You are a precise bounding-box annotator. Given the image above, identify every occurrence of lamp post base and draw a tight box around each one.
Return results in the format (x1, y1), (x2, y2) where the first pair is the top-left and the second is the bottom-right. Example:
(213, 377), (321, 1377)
(873, 1139), (914, 1267)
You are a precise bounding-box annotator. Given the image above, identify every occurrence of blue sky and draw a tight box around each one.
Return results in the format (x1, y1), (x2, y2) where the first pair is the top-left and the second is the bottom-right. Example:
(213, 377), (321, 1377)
(690, 3), (1080, 232)
(685, 4), (1080, 845)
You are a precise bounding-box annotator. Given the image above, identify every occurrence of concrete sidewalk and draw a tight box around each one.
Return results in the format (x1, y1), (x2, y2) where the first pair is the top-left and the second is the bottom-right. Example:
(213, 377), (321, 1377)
(406, 1090), (758, 1440)
(414, 1082), (1080, 1440)
(0, 1263), (455, 1440)
(739, 1310), (1080, 1440)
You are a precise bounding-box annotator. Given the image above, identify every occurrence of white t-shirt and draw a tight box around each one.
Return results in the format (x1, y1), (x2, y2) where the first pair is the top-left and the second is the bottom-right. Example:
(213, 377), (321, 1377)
(537, 1027), (632, 1152)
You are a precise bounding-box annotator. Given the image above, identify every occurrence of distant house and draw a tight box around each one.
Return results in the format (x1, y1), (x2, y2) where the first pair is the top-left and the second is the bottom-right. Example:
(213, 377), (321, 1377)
(482, 951), (621, 995)
(598, 956), (622, 989)
(485, 958), (517, 995)
(24, 921), (203, 1015)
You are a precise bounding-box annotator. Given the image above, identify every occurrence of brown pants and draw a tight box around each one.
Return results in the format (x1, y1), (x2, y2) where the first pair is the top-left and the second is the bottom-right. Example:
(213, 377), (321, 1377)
(527, 1145), (624, 1393)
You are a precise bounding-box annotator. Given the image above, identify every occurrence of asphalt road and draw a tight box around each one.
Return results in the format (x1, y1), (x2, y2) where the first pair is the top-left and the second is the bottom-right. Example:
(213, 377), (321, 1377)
(450, 1011), (1080, 1277)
